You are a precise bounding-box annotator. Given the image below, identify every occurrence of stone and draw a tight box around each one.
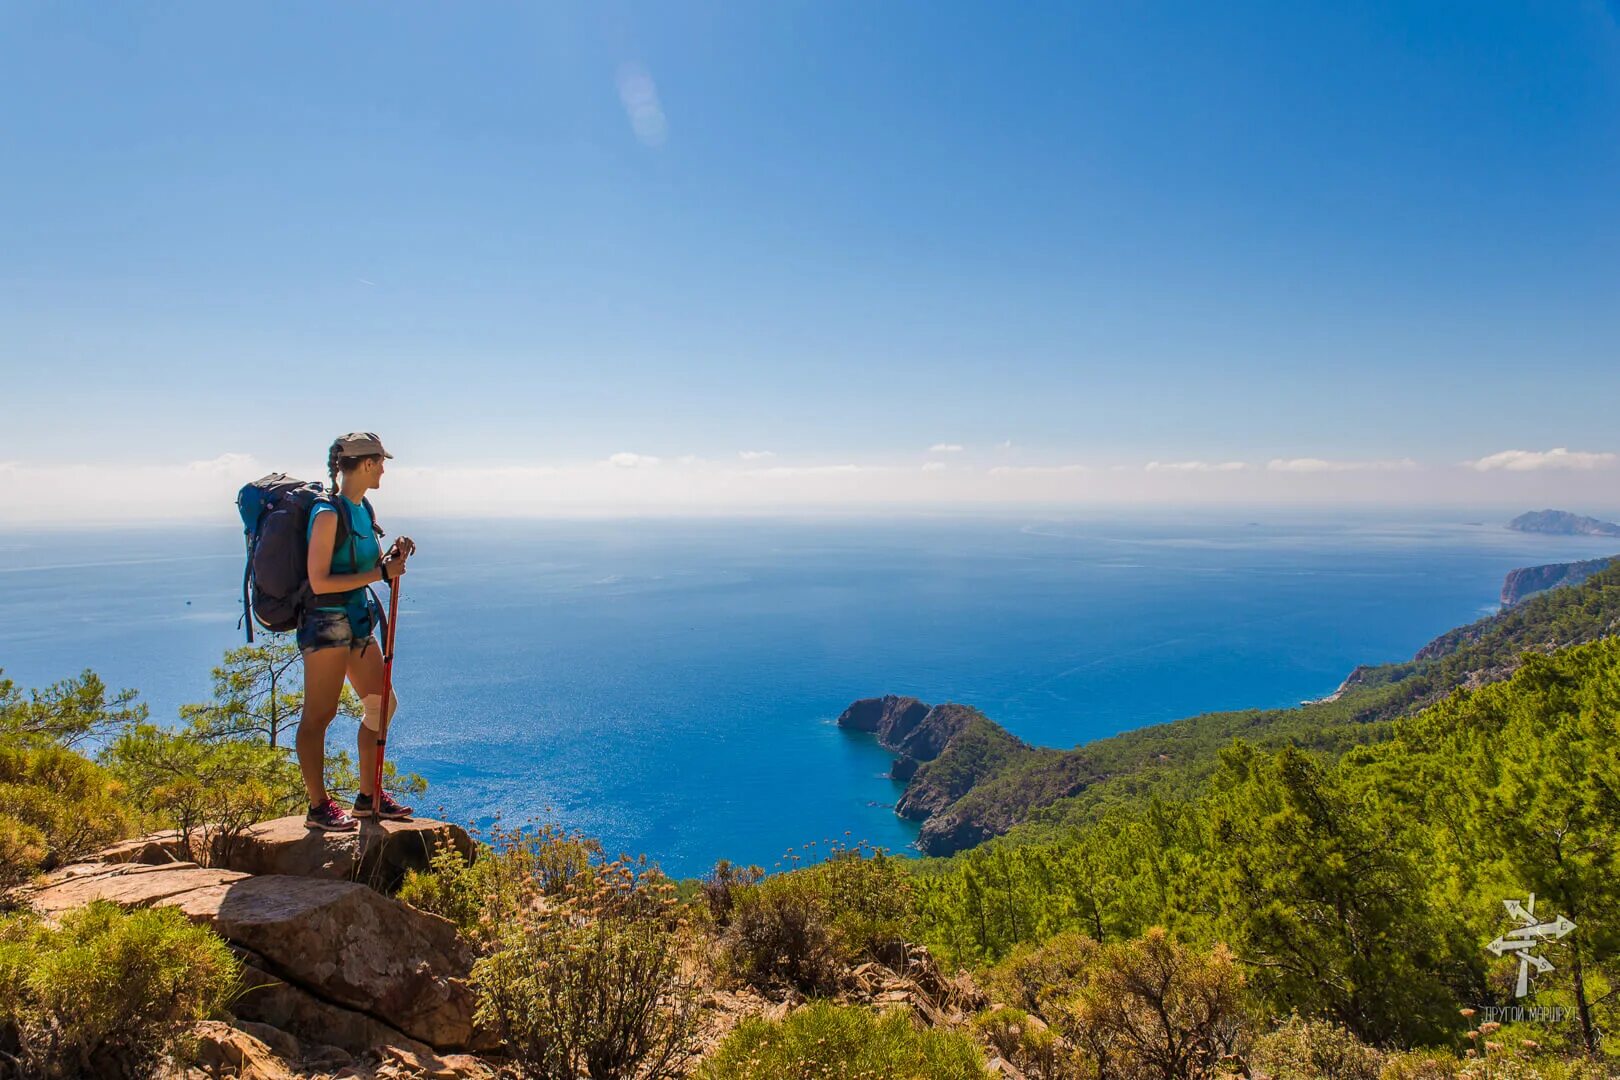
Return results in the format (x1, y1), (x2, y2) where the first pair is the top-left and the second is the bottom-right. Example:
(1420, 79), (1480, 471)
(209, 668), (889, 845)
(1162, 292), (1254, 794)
(167, 874), (476, 1050)
(191, 1020), (298, 1080)
(214, 815), (476, 892)
(24, 863), (248, 916)
(93, 829), (201, 865)
(232, 953), (429, 1058)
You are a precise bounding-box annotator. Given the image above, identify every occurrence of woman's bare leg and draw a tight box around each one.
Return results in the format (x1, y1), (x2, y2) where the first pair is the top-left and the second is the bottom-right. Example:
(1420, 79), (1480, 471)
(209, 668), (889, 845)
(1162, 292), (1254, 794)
(347, 642), (391, 798)
(297, 645), (350, 805)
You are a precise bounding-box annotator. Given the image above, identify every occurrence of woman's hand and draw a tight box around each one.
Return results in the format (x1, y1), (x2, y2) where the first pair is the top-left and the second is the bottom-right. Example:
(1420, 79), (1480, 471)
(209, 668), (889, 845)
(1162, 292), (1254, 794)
(388, 535), (417, 559)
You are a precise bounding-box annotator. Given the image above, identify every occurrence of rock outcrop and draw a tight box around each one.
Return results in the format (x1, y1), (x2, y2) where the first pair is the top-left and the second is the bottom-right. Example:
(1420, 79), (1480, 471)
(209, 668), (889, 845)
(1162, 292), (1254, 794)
(1506, 509), (1620, 537)
(15, 816), (479, 1055)
(97, 816), (473, 893)
(1500, 556), (1615, 607)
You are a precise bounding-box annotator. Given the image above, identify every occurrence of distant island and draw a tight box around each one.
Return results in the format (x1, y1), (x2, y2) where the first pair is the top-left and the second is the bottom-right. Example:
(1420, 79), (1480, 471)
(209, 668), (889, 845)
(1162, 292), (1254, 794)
(1506, 508), (1620, 536)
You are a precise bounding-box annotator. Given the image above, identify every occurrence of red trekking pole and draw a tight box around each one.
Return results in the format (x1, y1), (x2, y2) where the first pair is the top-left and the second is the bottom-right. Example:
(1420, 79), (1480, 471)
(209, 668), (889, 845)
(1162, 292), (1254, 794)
(374, 574), (400, 803)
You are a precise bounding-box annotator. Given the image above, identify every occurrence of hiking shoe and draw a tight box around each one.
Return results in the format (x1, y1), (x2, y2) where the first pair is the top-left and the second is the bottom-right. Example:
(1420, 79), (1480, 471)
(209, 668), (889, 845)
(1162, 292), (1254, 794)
(306, 798), (358, 832)
(353, 790), (413, 820)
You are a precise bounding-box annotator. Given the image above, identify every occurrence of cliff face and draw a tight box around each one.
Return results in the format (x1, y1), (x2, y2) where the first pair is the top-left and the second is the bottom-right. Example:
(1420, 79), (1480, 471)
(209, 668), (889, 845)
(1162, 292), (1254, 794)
(1506, 510), (1620, 537)
(1500, 557), (1615, 607)
(838, 696), (1057, 855)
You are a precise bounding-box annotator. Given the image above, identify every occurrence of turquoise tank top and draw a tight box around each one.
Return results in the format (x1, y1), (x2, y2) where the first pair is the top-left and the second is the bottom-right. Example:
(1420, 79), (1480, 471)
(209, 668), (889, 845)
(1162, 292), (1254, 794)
(307, 498), (381, 616)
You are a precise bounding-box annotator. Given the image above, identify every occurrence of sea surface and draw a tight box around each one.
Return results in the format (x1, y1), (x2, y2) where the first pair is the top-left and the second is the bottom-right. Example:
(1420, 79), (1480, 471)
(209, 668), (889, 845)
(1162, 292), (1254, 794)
(3, 509), (1616, 878)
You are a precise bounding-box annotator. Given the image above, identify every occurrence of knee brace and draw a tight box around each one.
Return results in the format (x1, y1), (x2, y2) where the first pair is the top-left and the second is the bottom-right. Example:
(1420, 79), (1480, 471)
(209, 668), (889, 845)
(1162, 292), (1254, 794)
(360, 690), (399, 732)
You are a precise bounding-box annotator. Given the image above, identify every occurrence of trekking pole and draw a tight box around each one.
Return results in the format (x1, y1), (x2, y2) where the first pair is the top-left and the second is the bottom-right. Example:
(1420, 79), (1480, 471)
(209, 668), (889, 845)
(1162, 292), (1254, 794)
(375, 573), (401, 802)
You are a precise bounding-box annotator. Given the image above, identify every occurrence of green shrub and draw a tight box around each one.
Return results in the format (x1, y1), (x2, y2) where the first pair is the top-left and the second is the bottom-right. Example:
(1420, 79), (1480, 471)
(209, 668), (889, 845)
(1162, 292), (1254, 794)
(1251, 1014), (1383, 1080)
(399, 821), (601, 951)
(0, 901), (238, 1079)
(721, 844), (916, 995)
(980, 931), (1101, 1018)
(970, 1005), (1059, 1079)
(470, 853), (699, 1079)
(697, 1000), (986, 1080)
(700, 859), (764, 929)
(0, 742), (133, 873)
(102, 721), (303, 857)
(0, 816), (46, 896)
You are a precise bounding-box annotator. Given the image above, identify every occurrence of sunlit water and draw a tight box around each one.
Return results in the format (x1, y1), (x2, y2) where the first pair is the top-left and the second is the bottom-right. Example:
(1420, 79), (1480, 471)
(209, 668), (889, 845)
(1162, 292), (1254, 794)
(3, 508), (1615, 877)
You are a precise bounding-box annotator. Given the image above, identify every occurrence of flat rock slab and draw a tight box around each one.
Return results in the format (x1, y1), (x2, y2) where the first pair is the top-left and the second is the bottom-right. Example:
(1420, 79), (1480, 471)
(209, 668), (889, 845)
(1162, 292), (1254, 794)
(216, 815), (475, 892)
(26, 863), (249, 916)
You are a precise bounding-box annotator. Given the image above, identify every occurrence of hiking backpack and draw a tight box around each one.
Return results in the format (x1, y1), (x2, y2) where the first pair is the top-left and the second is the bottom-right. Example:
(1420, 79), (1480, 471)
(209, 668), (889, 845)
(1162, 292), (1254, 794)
(236, 473), (384, 642)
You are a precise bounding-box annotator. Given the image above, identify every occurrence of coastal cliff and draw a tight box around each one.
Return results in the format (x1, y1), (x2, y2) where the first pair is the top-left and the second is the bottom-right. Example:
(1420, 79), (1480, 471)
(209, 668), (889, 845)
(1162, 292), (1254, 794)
(837, 696), (1100, 856)
(841, 559), (1620, 858)
(1500, 556), (1615, 607)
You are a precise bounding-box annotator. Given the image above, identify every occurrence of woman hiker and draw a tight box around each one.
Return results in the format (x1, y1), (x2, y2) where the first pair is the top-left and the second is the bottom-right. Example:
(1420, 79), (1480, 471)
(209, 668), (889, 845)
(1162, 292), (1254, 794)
(296, 431), (417, 831)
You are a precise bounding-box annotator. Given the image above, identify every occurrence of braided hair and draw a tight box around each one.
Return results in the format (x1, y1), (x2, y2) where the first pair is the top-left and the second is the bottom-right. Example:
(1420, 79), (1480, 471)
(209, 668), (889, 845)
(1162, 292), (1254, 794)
(327, 440), (344, 497)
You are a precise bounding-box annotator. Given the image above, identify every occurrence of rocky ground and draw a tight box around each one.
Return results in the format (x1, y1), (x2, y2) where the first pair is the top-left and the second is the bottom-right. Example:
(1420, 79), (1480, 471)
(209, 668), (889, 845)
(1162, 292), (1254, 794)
(11, 815), (1011, 1079)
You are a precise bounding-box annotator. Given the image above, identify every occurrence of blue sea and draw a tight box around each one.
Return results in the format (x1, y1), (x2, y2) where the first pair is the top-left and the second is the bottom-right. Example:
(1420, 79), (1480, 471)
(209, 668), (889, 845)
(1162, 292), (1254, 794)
(2, 509), (1616, 878)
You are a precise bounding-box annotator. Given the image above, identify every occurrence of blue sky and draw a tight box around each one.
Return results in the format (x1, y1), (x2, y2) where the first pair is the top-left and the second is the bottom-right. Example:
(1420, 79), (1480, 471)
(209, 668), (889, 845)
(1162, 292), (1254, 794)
(2, 2), (1618, 517)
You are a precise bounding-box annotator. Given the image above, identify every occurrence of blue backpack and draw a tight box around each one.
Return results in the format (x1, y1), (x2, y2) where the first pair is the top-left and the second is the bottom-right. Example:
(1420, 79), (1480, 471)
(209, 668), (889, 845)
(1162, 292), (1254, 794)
(236, 473), (383, 642)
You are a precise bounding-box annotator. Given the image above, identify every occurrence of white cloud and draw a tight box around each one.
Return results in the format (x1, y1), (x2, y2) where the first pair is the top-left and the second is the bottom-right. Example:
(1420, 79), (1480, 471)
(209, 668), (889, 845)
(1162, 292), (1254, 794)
(921, 461), (947, 472)
(1466, 448), (1617, 472)
(1267, 457), (1418, 473)
(738, 450), (776, 460)
(929, 443), (964, 453)
(988, 464), (1090, 476)
(616, 64), (668, 147)
(742, 464), (865, 479)
(606, 452), (660, 468)
(675, 454), (699, 465)
(997, 440), (1014, 450)
(1145, 460), (1247, 473)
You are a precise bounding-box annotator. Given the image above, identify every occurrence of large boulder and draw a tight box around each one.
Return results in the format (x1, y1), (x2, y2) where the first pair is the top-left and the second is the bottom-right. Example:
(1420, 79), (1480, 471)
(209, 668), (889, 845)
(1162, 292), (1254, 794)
(18, 860), (477, 1052)
(167, 874), (476, 1050)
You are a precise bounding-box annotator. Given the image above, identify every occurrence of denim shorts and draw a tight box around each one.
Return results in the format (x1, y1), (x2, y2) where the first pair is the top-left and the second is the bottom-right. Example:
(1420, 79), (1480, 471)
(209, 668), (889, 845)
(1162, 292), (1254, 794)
(297, 604), (377, 655)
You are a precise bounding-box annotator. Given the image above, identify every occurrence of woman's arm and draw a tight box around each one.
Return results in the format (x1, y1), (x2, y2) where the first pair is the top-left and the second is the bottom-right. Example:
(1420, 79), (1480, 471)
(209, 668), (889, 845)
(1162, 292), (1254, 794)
(307, 509), (393, 595)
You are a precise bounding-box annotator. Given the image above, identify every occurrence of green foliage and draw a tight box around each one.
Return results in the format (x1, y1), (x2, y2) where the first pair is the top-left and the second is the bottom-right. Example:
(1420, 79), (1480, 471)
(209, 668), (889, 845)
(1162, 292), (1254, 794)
(914, 636), (1620, 1054)
(0, 817), (45, 896)
(977, 929), (1248, 1080)
(699, 859), (765, 929)
(1249, 1015), (1383, 1080)
(696, 1000), (986, 1080)
(969, 1006), (1059, 1079)
(1205, 744), (1462, 1045)
(0, 742), (134, 878)
(469, 846), (699, 1080)
(0, 901), (238, 1079)
(721, 843), (915, 995)
(0, 668), (146, 750)
(179, 639), (333, 749)
(399, 821), (602, 951)
(100, 720), (303, 864)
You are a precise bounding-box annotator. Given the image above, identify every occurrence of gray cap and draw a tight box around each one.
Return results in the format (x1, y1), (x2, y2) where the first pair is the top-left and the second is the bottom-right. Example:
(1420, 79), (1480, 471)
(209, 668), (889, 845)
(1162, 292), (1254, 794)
(334, 432), (393, 459)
